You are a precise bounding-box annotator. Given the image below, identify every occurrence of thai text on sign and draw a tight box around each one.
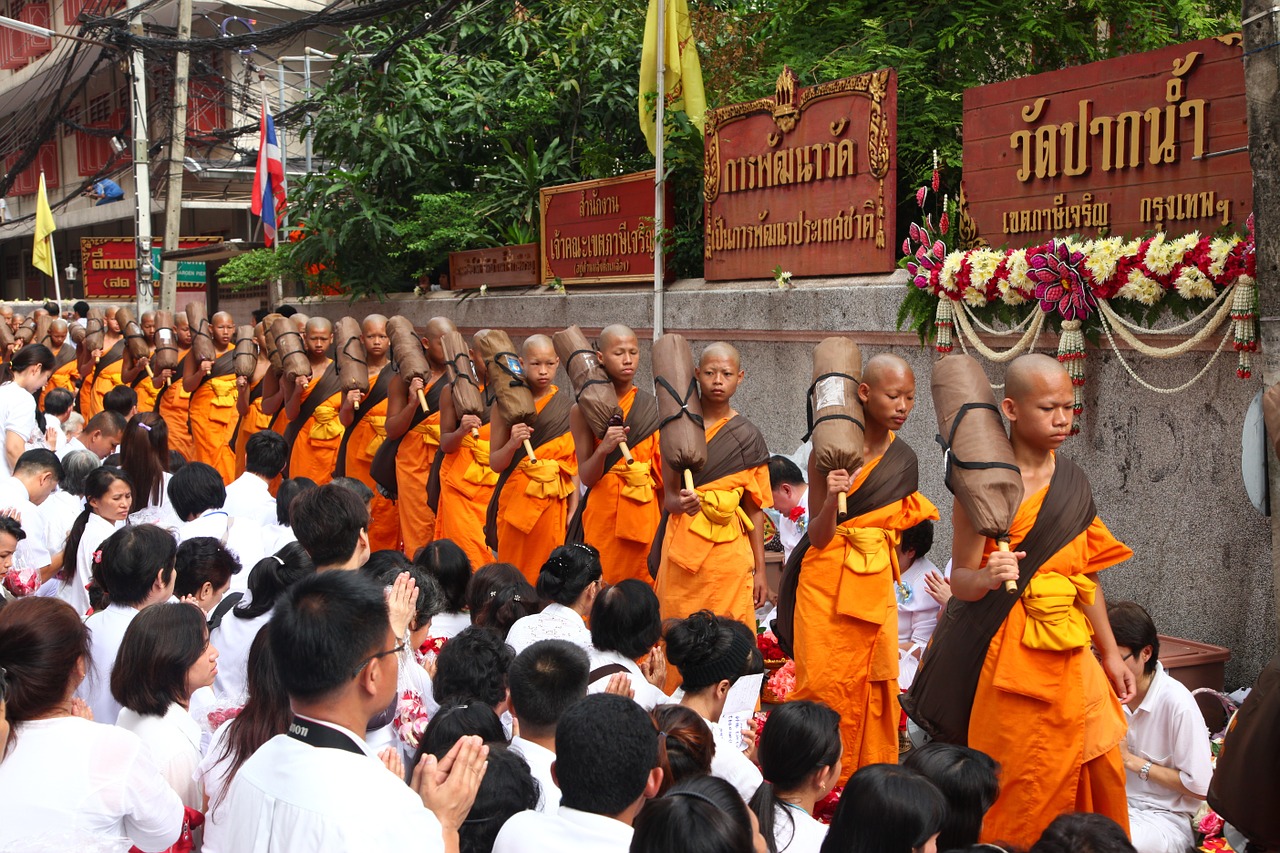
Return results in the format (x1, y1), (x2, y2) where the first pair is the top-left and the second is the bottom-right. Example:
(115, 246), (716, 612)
(448, 244), (539, 290)
(80, 237), (222, 298)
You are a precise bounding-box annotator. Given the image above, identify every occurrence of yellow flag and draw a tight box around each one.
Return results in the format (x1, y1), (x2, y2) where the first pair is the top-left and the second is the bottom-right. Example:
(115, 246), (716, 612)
(638, 0), (706, 156)
(32, 172), (55, 277)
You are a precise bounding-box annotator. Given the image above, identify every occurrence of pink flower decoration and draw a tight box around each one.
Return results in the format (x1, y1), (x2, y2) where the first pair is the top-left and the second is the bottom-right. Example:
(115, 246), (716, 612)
(1028, 240), (1097, 321)
(766, 659), (797, 701)
(916, 186), (927, 208)
(1197, 810), (1224, 838)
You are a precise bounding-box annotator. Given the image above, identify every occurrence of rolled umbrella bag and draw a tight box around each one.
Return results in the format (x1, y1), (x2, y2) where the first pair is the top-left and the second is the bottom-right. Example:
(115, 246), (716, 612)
(652, 333), (707, 491)
(233, 326), (258, 380)
(68, 323), (86, 346)
(152, 310), (179, 378)
(474, 329), (538, 461)
(441, 331), (487, 429)
(1264, 383), (1280, 458)
(335, 317), (369, 409)
(34, 314), (52, 346)
(271, 317), (311, 382)
(83, 308), (105, 358)
(806, 336), (865, 518)
(15, 322), (33, 345)
(185, 301), (216, 369)
(116, 307), (151, 375)
(260, 315), (284, 373)
(552, 325), (632, 463)
(387, 316), (430, 413)
(0, 321), (13, 352)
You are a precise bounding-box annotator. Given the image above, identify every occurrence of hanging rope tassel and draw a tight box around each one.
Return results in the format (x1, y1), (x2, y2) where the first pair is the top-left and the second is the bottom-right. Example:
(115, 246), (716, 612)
(935, 299), (954, 354)
(1057, 319), (1086, 435)
(1230, 278), (1258, 379)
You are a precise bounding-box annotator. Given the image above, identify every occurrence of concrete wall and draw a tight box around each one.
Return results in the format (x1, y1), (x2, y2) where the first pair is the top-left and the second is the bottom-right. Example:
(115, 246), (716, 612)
(302, 272), (1275, 688)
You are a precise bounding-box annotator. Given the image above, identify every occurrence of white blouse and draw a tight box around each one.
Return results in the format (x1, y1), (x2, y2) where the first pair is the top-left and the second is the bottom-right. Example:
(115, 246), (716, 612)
(428, 610), (471, 640)
(210, 605), (271, 703)
(586, 648), (671, 711)
(117, 703), (204, 810)
(60, 513), (120, 616)
(771, 802), (829, 851)
(505, 603), (592, 655)
(128, 472), (181, 532)
(700, 711), (763, 801)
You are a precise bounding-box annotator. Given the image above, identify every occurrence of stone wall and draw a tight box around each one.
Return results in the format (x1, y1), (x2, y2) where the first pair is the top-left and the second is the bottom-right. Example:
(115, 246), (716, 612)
(303, 272), (1275, 687)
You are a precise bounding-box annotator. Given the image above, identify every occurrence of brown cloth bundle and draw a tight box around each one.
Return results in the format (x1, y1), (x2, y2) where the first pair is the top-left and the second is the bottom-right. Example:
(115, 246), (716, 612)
(115, 307), (151, 372)
(335, 317), (369, 409)
(233, 325), (258, 379)
(68, 323), (85, 345)
(652, 333), (706, 491)
(1264, 383), (1280, 458)
(185, 301), (216, 371)
(259, 314), (283, 373)
(441, 330), (486, 434)
(474, 329), (538, 462)
(552, 325), (633, 464)
(806, 337), (864, 517)
(152, 310), (180, 377)
(34, 314), (52, 346)
(932, 353), (1023, 592)
(387, 316), (430, 413)
(83, 308), (105, 358)
(15, 321), (33, 345)
(0, 321), (15, 351)
(270, 317), (311, 381)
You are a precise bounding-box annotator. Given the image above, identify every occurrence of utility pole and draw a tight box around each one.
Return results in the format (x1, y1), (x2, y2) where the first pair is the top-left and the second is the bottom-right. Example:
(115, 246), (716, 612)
(159, 0), (193, 312)
(126, 0), (154, 313)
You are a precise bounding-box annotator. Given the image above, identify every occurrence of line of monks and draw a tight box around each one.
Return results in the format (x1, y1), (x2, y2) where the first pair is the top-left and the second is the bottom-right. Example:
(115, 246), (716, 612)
(46, 306), (1132, 848)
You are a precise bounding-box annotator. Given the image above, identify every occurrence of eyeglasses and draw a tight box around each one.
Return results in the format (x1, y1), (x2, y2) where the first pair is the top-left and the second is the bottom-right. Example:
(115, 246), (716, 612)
(352, 642), (405, 678)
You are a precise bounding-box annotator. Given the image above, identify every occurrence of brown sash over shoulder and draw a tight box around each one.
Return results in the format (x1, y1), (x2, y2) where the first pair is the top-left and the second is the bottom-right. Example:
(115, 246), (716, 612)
(90, 340), (125, 384)
(483, 387), (574, 550)
(281, 363), (342, 477)
(371, 370), (446, 499)
(901, 458), (1096, 744)
(772, 438), (920, 658)
(425, 383), (493, 513)
(565, 389), (661, 545)
(228, 376), (266, 452)
(187, 350), (237, 434)
(1208, 652), (1280, 847)
(646, 414), (770, 579)
(52, 345), (76, 372)
(333, 365), (393, 479)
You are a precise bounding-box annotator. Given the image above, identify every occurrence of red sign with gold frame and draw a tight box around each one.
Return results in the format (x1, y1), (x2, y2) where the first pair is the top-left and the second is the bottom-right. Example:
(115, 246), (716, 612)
(80, 237), (222, 298)
(702, 67), (898, 281)
(539, 172), (670, 287)
(448, 244), (539, 290)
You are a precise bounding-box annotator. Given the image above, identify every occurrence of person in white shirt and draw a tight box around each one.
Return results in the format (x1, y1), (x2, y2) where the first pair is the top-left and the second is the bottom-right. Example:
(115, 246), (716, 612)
(506, 543), (603, 655)
(204, 570), (488, 853)
(769, 455), (809, 562)
(0, 513), (26, 602)
(290, 482), (371, 572)
(40, 448), (99, 568)
(57, 409), (124, 461)
(415, 539), (474, 639)
(493, 693), (663, 853)
(587, 579), (670, 709)
(633, 775), (771, 853)
(119, 412), (181, 529)
(903, 742), (1001, 851)
(896, 520), (949, 691)
(171, 462), (269, 588)
(508, 639), (593, 814)
(0, 448), (64, 592)
(433, 626), (516, 725)
(749, 700), (841, 852)
(173, 536), (240, 614)
(223, 430), (287, 528)
(113, 602), (220, 810)
(259, 475), (318, 554)
(0, 344), (54, 479)
(77, 523), (178, 724)
(41, 386), (75, 453)
(57, 464), (133, 616)
(0, 596), (184, 851)
(1108, 601), (1215, 853)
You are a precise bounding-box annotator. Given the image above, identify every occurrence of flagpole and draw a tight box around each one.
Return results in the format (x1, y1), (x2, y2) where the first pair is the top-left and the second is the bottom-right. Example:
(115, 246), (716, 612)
(49, 237), (60, 303)
(652, 0), (665, 341)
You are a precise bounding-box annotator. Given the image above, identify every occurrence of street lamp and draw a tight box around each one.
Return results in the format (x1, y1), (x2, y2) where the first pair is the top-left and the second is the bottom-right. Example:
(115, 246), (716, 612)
(64, 262), (77, 281)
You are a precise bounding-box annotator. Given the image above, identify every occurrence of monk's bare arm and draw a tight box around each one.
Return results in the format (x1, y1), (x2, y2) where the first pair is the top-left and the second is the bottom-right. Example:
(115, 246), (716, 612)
(566, 475), (580, 518)
(660, 457), (699, 516)
(745, 496), (768, 606)
(384, 375), (420, 441)
(488, 406), (516, 472)
(121, 354), (147, 384)
(283, 375), (307, 421)
(571, 406), (606, 488)
(260, 371), (285, 416)
(180, 350), (204, 393)
(806, 456), (845, 550)
(438, 386), (475, 455)
(948, 501), (1020, 601)
(1081, 578), (1136, 702)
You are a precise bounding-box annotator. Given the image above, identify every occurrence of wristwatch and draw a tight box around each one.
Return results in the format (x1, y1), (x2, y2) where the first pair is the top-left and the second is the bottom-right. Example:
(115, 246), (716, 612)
(1139, 761), (1152, 781)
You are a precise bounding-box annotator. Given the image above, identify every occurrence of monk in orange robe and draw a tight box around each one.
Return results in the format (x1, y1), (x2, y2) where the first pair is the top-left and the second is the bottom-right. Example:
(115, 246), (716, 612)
(42, 319), (79, 398)
(433, 349), (495, 572)
(184, 311), (239, 483)
(336, 315), (400, 550)
(485, 335), (578, 584)
(79, 309), (126, 417)
(283, 317), (343, 484)
(653, 342), (770, 633)
(155, 311), (196, 460)
(790, 354), (938, 782)
(568, 324), (662, 586)
(948, 354), (1133, 847)
(127, 311), (161, 415)
(233, 321), (278, 475)
(386, 316), (452, 558)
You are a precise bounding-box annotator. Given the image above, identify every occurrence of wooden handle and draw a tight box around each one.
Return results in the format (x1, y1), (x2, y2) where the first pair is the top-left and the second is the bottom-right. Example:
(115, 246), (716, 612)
(145, 365), (153, 379)
(354, 398), (360, 411)
(417, 388), (428, 413)
(619, 441), (634, 465)
(523, 438), (537, 463)
(999, 540), (1016, 593)
(837, 492), (848, 517)
(683, 469), (694, 492)
(471, 428), (480, 439)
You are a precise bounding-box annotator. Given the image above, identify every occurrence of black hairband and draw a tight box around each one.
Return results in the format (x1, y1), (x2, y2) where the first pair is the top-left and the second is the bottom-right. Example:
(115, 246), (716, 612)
(667, 790), (721, 809)
(679, 627), (754, 690)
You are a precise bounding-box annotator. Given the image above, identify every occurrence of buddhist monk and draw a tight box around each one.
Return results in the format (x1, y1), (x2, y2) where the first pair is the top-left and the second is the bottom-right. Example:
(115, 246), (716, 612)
(0, 305), (13, 331)
(42, 319), (79, 398)
(140, 311), (156, 347)
(485, 335), (577, 583)
(184, 311), (239, 483)
(83, 308), (129, 418)
(175, 312), (193, 349)
(126, 314), (161, 416)
(335, 315), (400, 550)
(653, 342), (771, 633)
(155, 310), (195, 460)
(952, 353), (1133, 847)
(283, 317), (343, 484)
(233, 320), (278, 474)
(789, 353), (938, 782)
(567, 324), (662, 585)
(433, 345), (494, 571)
(386, 317), (452, 558)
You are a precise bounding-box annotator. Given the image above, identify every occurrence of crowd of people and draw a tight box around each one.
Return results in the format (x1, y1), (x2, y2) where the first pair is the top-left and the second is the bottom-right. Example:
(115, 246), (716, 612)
(0, 300), (1270, 853)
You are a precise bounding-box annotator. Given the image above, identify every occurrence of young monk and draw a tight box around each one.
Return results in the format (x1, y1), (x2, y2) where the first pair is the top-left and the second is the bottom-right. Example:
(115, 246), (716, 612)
(81, 308), (126, 417)
(42, 319), (78, 398)
(485, 335), (577, 583)
(184, 311), (239, 483)
(789, 353), (938, 782)
(155, 311), (196, 461)
(335, 314), (400, 551)
(567, 324), (662, 586)
(283, 317), (343, 484)
(128, 311), (162, 415)
(433, 343), (494, 571)
(140, 311), (156, 347)
(233, 319), (277, 474)
(386, 316), (453, 558)
(653, 342), (770, 633)
(952, 353), (1133, 846)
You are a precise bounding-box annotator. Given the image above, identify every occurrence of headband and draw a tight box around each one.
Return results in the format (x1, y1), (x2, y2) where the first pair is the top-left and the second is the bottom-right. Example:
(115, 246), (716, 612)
(667, 790), (721, 810)
(679, 627), (755, 691)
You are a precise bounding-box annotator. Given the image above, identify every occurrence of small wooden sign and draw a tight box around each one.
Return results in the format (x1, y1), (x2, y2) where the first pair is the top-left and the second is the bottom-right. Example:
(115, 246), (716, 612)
(961, 35), (1250, 247)
(447, 243), (539, 290)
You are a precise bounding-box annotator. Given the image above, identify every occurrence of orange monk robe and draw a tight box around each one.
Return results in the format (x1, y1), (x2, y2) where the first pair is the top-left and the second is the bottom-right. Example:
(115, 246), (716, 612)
(494, 388), (577, 584)
(189, 358), (240, 484)
(972, 486), (1132, 848)
(44, 351), (79, 398)
(434, 422), (496, 573)
(791, 444), (938, 783)
(89, 358), (124, 415)
(345, 372), (400, 552)
(287, 374), (344, 486)
(133, 373), (162, 417)
(654, 416), (771, 632)
(399, 409), (441, 558)
(580, 387), (663, 586)
(234, 384), (273, 476)
(157, 349), (195, 461)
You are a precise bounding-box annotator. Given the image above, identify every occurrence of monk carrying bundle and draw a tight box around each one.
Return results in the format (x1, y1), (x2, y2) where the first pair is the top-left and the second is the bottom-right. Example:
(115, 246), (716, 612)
(432, 332), (495, 571)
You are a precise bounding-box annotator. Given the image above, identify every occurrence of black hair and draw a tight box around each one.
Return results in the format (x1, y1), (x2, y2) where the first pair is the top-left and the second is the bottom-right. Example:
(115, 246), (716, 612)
(44, 300), (59, 315)
(768, 454), (805, 488)
(73, 300), (90, 317)
(168, 461), (226, 520)
(120, 412), (169, 513)
(590, 579), (662, 660)
(10, 343), (54, 374)
(360, 550), (446, 631)
(275, 477), (318, 526)
(63, 466), (133, 591)
(251, 307), (270, 324)
(0, 597), (89, 730)
(291, 483), (368, 567)
(433, 626), (514, 709)
(92, 523), (178, 607)
(458, 744), (539, 853)
(535, 543), (602, 606)
(269, 570), (390, 702)
(903, 743), (1001, 851)
(169, 450), (187, 474)
(42, 387), (73, 417)
(417, 702), (507, 763)
(1106, 601), (1160, 677)
(820, 764), (948, 853)
(13, 448), (62, 482)
(111, 602), (208, 716)
(277, 304), (298, 318)
(174, 536), (242, 599)
(102, 384), (138, 418)
(556, 693), (658, 816)
(632, 775), (753, 853)
(331, 476), (374, 505)
(650, 704), (715, 795)
(507, 639), (590, 735)
(664, 611), (754, 694)
(900, 519), (935, 561)
(750, 700), (843, 853)
(0, 514), (24, 546)
(244, 430), (289, 478)
(85, 410), (127, 440)
(234, 542), (315, 620)
(415, 539), (472, 614)
(211, 629), (291, 808)
(1029, 813), (1137, 853)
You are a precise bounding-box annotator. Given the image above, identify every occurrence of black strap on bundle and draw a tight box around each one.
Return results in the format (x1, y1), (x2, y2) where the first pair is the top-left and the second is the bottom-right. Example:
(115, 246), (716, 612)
(492, 350), (527, 390)
(568, 349), (613, 400)
(655, 376), (704, 431)
(801, 371), (863, 441)
(935, 402), (1021, 490)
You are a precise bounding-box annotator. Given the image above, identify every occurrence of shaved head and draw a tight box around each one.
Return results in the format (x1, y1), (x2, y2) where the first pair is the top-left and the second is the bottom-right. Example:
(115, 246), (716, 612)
(522, 334), (556, 359)
(598, 324), (638, 350)
(51, 319), (67, 332)
(362, 314), (388, 333)
(1005, 353), (1070, 402)
(700, 341), (741, 370)
(305, 317), (333, 335)
(212, 311), (234, 325)
(862, 353), (913, 387)
(175, 312), (189, 327)
(425, 316), (456, 339)
(141, 312), (155, 324)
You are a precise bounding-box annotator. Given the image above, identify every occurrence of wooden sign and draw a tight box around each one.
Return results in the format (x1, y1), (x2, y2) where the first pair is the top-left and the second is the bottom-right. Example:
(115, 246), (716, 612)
(80, 237), (222, 297)
(539, 172), (670, 286)
(448, 244), (539, 290)
(961, 35), (1249, 247)
(702, 66), (898, 281)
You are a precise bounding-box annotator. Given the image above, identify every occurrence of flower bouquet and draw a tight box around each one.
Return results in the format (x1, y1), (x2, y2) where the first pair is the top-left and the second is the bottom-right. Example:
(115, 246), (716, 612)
(757, 629), (787, 671)
(763, 659), (796, 705)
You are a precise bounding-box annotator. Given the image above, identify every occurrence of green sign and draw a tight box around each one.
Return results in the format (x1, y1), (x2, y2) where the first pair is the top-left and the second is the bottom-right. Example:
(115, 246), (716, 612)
(151, 248), (206, 284)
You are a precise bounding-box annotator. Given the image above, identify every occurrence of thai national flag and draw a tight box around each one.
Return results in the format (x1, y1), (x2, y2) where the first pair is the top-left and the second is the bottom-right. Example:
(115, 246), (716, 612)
(251, 102), (286, 247)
